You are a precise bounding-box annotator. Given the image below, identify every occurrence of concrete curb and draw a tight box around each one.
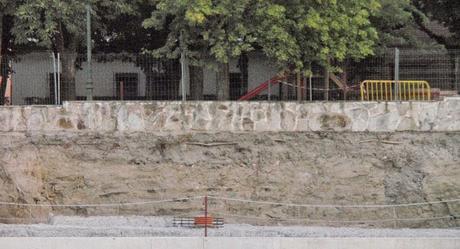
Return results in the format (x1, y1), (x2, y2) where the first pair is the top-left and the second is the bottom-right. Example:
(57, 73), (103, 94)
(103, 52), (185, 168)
(0, 237), (459, 249)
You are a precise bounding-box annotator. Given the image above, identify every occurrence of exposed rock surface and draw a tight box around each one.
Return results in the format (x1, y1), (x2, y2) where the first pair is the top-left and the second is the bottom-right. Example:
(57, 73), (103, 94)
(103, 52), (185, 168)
(0, 132), (458, 228)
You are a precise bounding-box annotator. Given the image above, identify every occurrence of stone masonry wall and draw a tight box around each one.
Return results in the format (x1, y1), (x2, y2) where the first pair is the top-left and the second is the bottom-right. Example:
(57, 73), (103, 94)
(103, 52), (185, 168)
(0, 98), (459, 133)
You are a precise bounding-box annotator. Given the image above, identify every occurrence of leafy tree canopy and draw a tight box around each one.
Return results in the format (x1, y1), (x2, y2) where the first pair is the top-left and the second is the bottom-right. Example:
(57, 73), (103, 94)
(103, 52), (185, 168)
(371, 0), (419, 49)
(412, 0), (460, 48)
(93, 0), (166, 53)
(144, 0), (381, 72)
(143, 0), (256, 66)
(0, 0), (16, 14)
(10, 0), (137, 101)
(12, 0), (134, 51)
(256, 0), (381, 70)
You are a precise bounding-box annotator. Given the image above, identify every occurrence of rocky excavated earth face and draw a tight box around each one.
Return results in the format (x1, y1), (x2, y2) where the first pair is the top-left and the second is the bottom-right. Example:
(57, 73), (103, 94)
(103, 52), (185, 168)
(0, 131), (459, 228)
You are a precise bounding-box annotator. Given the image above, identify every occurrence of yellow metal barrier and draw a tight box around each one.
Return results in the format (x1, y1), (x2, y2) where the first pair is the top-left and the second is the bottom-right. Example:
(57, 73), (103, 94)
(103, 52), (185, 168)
(360, 80), (431, 101)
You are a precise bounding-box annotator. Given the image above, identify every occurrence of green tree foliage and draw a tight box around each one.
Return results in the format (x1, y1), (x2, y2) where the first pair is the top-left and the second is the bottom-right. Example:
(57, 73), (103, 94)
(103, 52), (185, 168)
(146, 0), (381, 71)
(144, 0), (253, 65)
(0, 0), (15, 17)
(257, 0), (380, 70)
(360, 0), (457, 50)
(144, 0), (259, 99)
(145, 0), (380, 99)
(12, 0), (134, 100)
(371, 0), (420, 49)
(412, 0), (460, 49)
(93, 1), (165, 53)
(13, 0), (134, 49)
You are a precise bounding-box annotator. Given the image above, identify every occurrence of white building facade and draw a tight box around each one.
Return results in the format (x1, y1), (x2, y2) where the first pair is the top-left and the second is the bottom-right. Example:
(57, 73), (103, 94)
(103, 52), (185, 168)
(10, 52), (280, 105)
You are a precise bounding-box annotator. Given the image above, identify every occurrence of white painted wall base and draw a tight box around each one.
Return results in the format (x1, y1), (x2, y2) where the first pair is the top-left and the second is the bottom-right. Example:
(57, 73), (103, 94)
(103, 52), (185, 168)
(0, 237), (458, 249)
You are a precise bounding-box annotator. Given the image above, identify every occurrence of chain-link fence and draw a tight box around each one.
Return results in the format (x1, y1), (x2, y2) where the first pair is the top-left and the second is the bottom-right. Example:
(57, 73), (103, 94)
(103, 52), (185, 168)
(3, 53), (182, 105)
(1, 49), (459, 105)
(271, 49), (460, 101)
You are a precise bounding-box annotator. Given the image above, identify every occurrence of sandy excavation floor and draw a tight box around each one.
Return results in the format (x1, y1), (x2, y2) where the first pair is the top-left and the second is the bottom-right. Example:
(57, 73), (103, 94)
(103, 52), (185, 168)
(0, 216), (458, 237)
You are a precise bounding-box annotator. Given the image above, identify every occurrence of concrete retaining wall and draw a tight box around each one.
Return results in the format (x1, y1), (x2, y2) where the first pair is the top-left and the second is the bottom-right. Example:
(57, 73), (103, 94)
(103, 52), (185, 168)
(1, 237), (458, 249)
(0, 98), (459, 133)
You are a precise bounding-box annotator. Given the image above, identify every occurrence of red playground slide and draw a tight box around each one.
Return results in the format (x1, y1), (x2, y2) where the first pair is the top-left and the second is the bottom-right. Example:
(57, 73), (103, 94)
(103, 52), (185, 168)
(238, 75), (285, 101)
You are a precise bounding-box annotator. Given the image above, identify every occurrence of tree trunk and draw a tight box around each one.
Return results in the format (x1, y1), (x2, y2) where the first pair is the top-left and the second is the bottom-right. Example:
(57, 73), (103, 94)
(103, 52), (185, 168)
(189, 65), (204, 100)
(455, 55), (460, 94)
(239, 53), (249, 97)
(216, 62), (230, 100)
(0, 13), (7, 105)
(281, 72), (289, 101)
(0, 13), (2, 55)
(447, 51), (459, 92)
(0, 60), (6, 105)
(296, 72), (302, 101)
(59, 53), (77, 101)
(54, 23), (78, 101)
(324, 66), (330, 101)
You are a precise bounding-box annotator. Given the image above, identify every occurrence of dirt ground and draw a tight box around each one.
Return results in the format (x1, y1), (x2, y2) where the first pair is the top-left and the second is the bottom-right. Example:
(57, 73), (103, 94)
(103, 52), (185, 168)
(0, 131), (459, 228)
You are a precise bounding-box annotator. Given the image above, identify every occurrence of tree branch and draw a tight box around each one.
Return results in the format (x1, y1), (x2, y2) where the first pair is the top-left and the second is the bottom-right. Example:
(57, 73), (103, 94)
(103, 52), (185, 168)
(412, 10), (449, 47)
(410, 6), (458, 49)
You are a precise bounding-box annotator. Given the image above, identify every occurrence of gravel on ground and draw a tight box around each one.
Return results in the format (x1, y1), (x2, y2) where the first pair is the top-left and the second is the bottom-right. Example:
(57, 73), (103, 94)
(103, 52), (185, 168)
(0, 216), (458, 237)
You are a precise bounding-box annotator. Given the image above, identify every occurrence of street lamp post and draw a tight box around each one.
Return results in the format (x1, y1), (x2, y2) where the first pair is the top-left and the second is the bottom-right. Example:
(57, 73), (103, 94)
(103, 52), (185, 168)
(86, 3), (93, 101)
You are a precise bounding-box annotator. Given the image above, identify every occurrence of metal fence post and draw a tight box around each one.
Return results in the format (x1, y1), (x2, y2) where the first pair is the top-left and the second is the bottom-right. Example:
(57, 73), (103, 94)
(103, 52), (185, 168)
(86, 3), (93, 101)
(394, 48), (400, 101)
(303, 75), (307, 102)
(204, 195), (208, 237)
(119, 81), (124, 101)
(309, 73), (313, 101)
(324, 66), (329, 101)
(51, 53), (58, 105)
(8, 58), (14, 105)
(180, 52), (188, 101)
(57, 53), (61, 105)
(455, 56), (459, 93)
(297, 72), (302, 102)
